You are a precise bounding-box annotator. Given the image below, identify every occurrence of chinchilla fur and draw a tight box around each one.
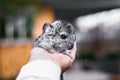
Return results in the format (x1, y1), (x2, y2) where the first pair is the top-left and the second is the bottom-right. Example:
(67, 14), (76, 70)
(34, 20), (76, 54)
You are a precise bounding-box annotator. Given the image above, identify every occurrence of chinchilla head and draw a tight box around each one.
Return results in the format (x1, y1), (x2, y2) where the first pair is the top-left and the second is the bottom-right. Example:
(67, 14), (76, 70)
(34, 20), (76, 53)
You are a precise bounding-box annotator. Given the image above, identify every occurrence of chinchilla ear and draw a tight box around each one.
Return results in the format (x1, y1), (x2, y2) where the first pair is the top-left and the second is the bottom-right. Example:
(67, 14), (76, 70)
(43, 23), (54, 33)
(66, 24), (75, 34)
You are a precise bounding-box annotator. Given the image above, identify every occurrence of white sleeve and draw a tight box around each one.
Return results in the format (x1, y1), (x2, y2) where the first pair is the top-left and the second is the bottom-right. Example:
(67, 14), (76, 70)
(16, 60), (61, 80)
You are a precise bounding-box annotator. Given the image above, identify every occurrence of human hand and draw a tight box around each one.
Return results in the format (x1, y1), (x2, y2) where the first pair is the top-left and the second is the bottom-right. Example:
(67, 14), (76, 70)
(29, 42), (77, 72)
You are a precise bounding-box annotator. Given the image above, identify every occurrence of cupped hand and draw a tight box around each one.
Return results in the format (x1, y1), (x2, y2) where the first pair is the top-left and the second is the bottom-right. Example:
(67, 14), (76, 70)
(29, 42), (77, 72)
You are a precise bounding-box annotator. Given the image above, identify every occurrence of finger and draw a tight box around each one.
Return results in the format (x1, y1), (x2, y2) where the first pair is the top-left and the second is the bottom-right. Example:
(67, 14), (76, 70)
(60, 54), (74, 72)
(66, 42), (77, 60)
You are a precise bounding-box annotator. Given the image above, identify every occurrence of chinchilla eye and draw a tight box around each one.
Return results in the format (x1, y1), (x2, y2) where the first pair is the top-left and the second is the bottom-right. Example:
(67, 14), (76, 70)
(61, 34), (67, 39)
(60, 33), (67, 39)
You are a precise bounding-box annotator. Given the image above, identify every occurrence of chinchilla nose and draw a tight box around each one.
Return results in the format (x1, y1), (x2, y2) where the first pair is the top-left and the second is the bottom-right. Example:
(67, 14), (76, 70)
(68, 44), (74, 50)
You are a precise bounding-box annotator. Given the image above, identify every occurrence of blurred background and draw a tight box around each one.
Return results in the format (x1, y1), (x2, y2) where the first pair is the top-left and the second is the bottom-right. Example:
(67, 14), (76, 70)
(0, 0), (120, 80)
